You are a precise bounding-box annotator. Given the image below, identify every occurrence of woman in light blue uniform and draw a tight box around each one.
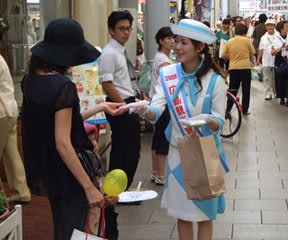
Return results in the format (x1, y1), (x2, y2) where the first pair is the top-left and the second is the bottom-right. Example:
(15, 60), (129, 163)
(132, 19), (229, 240)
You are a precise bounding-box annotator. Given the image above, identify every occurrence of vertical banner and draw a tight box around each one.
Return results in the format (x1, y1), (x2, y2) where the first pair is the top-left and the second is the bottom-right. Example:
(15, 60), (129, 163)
(193, 0), (212, 22)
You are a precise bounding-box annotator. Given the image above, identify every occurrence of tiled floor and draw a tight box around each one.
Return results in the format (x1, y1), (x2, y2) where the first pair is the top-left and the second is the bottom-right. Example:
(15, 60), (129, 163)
(3, 78), (288, 240)
(117, 79), (288, 240)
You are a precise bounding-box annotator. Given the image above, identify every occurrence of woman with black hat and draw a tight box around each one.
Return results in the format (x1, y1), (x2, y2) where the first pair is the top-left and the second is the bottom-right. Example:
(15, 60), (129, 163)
(21, 18), (125, 240)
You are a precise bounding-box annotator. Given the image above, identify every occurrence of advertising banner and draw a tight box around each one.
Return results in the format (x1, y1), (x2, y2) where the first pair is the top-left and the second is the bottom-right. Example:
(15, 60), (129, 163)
(72, 59), (107, 124)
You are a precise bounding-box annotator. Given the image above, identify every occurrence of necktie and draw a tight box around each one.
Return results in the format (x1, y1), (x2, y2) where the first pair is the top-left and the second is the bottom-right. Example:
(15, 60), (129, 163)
(124, 50), (139, 96)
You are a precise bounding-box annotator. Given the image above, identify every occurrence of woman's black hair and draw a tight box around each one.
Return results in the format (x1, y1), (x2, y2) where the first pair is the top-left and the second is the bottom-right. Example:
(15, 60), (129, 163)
(155, 27), (174, 51)
(108, 10), (133, 29)
(276, 21), (287, 34)
(191, 40), (225, 92)
(29, 55), (69, 75)
(235, 24), (248, 35)
(222, 18), (230, 25)
(202, 21), (210, 28)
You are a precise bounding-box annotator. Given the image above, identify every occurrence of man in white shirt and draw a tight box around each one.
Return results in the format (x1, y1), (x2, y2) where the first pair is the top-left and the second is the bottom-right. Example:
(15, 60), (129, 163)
(256, 19), (277, 100)
(98, 10), (140, 240)
(0, 30), (31, 202)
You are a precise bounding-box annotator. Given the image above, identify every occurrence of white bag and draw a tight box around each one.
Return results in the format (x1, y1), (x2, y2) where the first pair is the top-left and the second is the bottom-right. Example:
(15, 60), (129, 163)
(70, 229), (107, 240)
(219, 39), (227, 58)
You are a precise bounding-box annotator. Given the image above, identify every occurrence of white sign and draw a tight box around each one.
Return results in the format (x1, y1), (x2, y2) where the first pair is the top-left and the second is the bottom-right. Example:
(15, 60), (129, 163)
(27, 4), (40, 14)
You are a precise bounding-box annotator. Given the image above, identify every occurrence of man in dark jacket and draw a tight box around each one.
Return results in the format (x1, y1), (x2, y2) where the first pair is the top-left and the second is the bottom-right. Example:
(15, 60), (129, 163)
(252, 13), (268, 81)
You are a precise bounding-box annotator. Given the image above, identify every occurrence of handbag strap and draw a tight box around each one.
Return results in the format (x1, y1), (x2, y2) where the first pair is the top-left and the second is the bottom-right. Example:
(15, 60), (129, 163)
(85, 208), (91, 240)
(85, 206), (106, 240)
(85, 173), (105, 240)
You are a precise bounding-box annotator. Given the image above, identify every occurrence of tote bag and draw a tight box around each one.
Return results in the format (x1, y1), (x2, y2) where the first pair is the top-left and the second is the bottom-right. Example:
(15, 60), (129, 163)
(177, 135), (226, 201)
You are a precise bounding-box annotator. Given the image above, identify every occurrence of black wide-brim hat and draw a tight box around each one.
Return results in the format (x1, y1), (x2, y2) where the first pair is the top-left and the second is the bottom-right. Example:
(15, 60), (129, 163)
(31, 18), (100, 67)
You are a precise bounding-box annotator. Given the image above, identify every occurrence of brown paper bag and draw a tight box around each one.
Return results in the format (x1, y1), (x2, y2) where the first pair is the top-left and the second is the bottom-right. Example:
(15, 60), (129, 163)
(177, 135), (225, 201)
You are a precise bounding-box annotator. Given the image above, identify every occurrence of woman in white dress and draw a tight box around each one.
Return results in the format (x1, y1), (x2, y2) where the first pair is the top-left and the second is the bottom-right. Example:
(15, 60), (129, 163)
(149, 27), (174, 185)
(132, 19), (228, 240)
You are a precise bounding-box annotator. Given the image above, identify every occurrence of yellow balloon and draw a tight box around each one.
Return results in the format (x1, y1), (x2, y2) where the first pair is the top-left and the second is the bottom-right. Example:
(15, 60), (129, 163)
(102, 169), (128, 196)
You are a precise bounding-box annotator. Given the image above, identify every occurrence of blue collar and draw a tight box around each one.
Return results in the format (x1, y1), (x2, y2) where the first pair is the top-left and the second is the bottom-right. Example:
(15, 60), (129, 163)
(172, 58), (204, 106)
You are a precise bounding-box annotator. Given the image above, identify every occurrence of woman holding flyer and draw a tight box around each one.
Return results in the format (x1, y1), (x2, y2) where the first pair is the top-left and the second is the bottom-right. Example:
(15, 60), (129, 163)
(130, 19), (228, 240)
(21, 18), (125, 240)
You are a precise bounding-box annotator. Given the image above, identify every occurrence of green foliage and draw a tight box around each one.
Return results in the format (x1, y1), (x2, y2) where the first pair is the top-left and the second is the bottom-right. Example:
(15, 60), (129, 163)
(0, 193), (8, 214)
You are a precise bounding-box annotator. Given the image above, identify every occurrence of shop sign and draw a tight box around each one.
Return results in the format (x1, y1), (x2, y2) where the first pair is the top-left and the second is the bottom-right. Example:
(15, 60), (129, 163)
(27, 4), (40, 14)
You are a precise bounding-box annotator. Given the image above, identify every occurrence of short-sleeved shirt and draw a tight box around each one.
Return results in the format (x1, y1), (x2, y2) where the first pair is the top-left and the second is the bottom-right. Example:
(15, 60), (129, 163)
(259, 32), (279, 67)
(149, 52), (172, 98)
(221, 35), (255, 70)
(216, 29), (234, 45)
(21, 73), (93, 197)
(98, 38), (134, 99)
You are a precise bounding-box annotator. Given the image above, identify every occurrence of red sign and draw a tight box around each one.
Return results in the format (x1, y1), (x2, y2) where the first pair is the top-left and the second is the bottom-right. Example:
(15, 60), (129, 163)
(139, 0), (146, 3)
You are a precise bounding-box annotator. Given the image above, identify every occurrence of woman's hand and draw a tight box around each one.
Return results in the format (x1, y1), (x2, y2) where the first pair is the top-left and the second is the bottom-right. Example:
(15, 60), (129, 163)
(104, 195), (119, 205)
(100, 102), (128, 116)
(84, 185), (105, 208)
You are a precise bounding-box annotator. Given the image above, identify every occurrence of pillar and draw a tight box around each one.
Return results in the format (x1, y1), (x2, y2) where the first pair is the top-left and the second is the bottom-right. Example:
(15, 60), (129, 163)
(74, 0), (118, 48)
(144, 0), (170, 62)
(228, 0), (239, 17)
(40, 0), (71, 28)
(221, 0), (228, 18)
(118, 0), (138, 64)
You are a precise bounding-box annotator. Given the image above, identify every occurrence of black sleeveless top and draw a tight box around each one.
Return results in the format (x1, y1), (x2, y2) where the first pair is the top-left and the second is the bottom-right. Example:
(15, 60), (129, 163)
(21, 73), (93, 197)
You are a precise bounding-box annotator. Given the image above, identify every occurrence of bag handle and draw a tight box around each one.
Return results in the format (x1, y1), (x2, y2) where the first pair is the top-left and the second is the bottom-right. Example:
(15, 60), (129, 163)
(85, 172), (106, 240)
(85, 207), (106, 240)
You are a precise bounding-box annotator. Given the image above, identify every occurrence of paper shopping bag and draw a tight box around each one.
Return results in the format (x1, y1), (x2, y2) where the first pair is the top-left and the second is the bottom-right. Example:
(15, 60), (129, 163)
(177, 135), (226, 201)
(70, 229), (107, 240)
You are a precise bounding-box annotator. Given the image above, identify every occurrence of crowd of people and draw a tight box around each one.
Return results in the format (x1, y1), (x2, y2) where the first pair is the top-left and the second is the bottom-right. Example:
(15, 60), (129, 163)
(0, 8), (288, 240)
(214, 13), (288, 108)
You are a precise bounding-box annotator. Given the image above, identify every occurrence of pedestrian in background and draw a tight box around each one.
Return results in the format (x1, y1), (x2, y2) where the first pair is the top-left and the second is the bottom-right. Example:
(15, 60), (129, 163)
(252, 13), (268, 82)
(216, 18), (234, 71)
(221, 24), (255, 115)
(273, 20), (288, 105)
(256, 19), (278, 100)
(0, 26), (31, 203)
(149, 27), (174, 185)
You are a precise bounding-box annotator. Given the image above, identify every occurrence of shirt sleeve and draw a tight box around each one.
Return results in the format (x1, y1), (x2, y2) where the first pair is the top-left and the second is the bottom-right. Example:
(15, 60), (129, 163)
(98, 54), (116, 84)
(55, 81), (77, 112)
(211, 76), (227, 123)
(149, 78), (168, 124)
(259, 36), (264, 50)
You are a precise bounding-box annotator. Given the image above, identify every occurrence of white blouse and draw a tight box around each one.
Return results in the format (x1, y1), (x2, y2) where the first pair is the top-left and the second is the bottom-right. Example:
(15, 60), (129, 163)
(149, 52), (172, 98)
(150, 68), (227, 147)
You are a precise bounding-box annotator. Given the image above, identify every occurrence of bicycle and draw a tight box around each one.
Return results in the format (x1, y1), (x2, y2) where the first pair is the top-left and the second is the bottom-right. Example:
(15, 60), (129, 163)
(220, 90), (243, 138)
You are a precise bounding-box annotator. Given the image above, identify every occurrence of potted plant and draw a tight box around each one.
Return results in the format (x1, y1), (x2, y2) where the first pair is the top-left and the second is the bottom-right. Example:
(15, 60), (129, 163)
(0, 192), (9, 220)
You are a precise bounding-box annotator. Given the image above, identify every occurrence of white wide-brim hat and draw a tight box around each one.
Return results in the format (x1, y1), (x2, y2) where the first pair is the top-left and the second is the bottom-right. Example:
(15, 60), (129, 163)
(170, 19), (216, 45)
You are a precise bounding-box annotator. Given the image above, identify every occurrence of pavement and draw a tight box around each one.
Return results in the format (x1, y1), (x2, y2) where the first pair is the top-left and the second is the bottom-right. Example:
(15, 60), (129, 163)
(5, 78), (288, 240)
(117, 79), (288, 240)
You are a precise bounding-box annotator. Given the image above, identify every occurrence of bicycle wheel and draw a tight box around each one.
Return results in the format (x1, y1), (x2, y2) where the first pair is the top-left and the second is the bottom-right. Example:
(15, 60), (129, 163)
(221, 93), (242, 138)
